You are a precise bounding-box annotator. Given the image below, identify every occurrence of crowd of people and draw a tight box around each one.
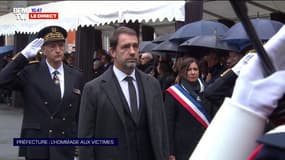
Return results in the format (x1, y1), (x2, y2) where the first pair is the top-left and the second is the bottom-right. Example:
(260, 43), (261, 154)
(0, 24), (284, 160)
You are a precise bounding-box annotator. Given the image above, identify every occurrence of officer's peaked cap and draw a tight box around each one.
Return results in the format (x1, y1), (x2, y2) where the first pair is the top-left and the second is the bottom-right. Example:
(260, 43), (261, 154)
(37, 26), (67, 44)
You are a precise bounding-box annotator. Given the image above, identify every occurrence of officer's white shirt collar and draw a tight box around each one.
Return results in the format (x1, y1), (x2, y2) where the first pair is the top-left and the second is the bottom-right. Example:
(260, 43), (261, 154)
(46, 60), (64, 76)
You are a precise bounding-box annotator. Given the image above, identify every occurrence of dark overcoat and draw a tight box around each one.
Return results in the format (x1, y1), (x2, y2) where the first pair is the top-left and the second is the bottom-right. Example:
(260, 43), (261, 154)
(78, 66), (169, 160)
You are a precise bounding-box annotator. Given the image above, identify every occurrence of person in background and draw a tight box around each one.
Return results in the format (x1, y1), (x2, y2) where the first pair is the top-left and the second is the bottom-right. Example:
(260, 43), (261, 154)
(138, 52), (156, 74)
(78, 26), (168, 160)
(92, 59), (104, 79)
(198, 59), (208, 82)
(172, 56), (184, 84)
(165, 57), (212, 160)
(203, 50), (226, 84)
(91, 49), (112, 79)
(156, 59), (175, 100)
(204, 49), (254, 113)
(0, 26), (84, 160)
(100, 52), (112, 72)
(225, 51), (245, 69)
(63, 52), (74, 67)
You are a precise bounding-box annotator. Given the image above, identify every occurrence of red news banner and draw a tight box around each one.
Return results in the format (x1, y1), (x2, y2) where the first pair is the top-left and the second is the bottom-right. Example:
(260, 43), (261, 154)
(29, 12), (58, 20)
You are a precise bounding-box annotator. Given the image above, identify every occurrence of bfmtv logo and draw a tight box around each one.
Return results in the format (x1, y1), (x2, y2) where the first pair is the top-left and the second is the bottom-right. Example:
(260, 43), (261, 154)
(13, 8), (58, 21)
(13, 8), (29, 21)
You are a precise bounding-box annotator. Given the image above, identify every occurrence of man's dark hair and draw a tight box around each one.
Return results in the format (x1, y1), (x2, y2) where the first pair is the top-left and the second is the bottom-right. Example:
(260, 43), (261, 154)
(109, 26), (137, 49)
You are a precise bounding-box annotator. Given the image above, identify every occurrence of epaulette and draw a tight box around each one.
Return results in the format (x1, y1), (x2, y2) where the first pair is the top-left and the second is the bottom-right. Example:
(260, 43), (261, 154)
(11, 52), (21, 61)
(246, 49), (256, 54)
(28, 60), (40, 64)
(220, 68), (231, 77)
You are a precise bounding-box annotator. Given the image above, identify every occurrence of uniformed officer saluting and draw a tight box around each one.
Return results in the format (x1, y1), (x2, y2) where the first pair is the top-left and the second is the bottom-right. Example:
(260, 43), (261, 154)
(0, 26), (84, 160)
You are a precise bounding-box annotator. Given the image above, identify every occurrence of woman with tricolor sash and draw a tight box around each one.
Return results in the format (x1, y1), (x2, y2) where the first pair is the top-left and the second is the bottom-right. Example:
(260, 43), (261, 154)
(165, 57), (213, 160)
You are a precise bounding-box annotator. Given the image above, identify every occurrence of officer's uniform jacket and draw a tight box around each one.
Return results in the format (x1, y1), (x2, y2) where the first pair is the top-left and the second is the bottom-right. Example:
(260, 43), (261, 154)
(0, 53), (84, 160)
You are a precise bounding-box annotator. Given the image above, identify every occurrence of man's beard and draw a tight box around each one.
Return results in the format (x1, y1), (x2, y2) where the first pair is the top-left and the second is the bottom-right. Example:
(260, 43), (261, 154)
(125, 62), (137, 69)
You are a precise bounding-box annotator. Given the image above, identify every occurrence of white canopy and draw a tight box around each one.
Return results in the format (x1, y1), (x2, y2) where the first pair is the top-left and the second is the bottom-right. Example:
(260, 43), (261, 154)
(0, 1), (185, 35)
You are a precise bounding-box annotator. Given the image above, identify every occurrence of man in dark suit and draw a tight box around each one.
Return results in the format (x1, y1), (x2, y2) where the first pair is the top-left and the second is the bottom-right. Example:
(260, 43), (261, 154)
(0, 26), (84, 160)
(78, 26), (169, 160)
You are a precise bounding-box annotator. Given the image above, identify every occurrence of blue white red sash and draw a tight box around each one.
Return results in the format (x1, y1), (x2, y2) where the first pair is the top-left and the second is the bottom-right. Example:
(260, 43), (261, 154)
(166, 84), (210, 128)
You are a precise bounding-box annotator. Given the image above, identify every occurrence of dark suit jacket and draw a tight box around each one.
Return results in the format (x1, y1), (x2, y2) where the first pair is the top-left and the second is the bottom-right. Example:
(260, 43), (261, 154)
(78, 66), (169, 160)
(0, 54), (84, 160)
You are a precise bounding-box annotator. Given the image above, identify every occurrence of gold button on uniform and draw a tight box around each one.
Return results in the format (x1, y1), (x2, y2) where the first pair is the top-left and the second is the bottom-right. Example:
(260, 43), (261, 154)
(62, 117), (66, 121)
(49, 130), (53, 133)
(44, 101), (48, 105)
(61, 131), (65, 135)
(69, 104), (72, 107)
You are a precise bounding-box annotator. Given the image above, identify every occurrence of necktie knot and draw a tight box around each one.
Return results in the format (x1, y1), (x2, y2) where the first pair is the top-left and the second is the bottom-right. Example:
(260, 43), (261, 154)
(124, 76), (133, 82)
(53, 70), (59, 75)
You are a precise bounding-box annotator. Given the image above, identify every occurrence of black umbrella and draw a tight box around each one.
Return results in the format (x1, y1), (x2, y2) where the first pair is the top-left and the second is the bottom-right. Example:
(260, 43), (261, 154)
(222, 18), (284, 50)
(139, 41), (158, 53)
(152, 33), (173, 44)
(151, 40), (181, 57)
(169, 20), (229, 43)
(152, 40), (180, 53)
(179, 35), (239, 52)
(178, 35), (237, 59)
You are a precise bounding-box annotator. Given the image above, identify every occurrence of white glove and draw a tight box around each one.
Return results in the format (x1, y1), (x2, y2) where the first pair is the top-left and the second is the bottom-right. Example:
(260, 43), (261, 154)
(231, 52), (256, 76)
(21, 38), (44, 59)
(231, 55), (285, 117)
(265, 25), (285, 70)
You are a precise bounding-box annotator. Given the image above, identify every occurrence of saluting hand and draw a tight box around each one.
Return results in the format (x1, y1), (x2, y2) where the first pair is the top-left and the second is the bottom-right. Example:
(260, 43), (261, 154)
(21, 38), (44, 59)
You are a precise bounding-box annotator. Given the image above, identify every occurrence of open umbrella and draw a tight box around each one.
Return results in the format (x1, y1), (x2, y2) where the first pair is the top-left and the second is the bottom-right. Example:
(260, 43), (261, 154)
(151, 40), (181, 57)
(152, 33), (173, 44)
(179, 35), (239, 52)
(222, 18), (284, 50)
(169, 20), (229, 43)
(139, 41), (158, 53)
(152, 40), (180, 53)
(0, 45), (14, 56)
(178, 35), (236, 58)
